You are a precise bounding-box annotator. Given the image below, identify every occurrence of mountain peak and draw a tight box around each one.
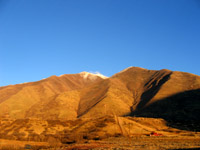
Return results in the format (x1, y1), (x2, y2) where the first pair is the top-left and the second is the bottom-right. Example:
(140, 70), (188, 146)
(79, 71), (108, 79)
(122, 66), (147, 71)
(112, 66), (147, 77)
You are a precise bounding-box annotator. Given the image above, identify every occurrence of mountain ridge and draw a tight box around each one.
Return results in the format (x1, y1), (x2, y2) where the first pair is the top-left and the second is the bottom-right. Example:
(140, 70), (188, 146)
(0, 67), (200, 123)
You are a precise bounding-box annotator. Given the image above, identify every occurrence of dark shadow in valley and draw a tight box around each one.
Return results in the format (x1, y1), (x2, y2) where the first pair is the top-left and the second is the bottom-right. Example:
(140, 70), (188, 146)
(131, 89), (200, 132)
(136, 71), (172, 110)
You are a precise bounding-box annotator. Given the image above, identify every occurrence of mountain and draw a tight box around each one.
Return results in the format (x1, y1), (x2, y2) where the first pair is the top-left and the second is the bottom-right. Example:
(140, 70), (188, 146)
(0, 67), (200, 124)
(78, 67), (200, 131)
(0, 72), (106, 120)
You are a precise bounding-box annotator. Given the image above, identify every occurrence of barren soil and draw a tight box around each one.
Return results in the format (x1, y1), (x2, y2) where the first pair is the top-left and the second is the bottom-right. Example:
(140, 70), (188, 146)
(1, 136), (199, 150)
(53, 136), (200, 150)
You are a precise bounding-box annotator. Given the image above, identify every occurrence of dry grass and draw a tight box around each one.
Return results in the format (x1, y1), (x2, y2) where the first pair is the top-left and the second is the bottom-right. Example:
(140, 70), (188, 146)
(0, 139), (49, 150)
(1, 116), (199, 143)
(0, 116), (200, 149)
(42, 136), (200, 150)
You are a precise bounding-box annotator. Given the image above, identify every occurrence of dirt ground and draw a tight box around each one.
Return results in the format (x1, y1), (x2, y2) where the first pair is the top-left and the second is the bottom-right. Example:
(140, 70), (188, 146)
(0, 135), (200, 150)
(0, 139), (49, 150)
(1, 116), (200, 150)
(51, 136), (200, 150)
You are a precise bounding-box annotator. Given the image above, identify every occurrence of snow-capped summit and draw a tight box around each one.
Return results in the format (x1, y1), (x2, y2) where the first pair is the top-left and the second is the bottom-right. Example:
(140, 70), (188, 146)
(79, 71), (108, 80)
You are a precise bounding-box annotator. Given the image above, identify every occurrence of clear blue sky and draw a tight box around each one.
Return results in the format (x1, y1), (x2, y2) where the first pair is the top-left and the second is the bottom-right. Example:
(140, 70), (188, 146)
(0, 0), (200, 86)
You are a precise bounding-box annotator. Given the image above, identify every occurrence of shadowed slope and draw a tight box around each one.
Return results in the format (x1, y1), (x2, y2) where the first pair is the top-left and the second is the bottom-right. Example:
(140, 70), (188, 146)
(78, 67), (200, 122)
(112, 67), (173, 111)
(136, 69), (172, 110)
(132, 89), (200, 131)
(130, 70), (200, 131)
(78, 67), (174, 118)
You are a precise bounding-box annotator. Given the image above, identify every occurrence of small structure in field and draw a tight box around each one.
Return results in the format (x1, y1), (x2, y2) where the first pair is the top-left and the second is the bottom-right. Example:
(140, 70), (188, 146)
(150, 132), (163, 136)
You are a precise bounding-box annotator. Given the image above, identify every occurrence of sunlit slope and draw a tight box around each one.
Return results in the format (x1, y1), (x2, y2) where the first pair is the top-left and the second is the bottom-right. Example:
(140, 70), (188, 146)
(78, 78), (134, 118)
(0, 73), (103, 119)
(0, 67), (200, 121)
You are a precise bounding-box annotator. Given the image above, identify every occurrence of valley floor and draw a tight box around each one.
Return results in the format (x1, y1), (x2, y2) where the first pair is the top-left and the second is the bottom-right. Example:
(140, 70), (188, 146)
(1, 135), (200, 150)
(58, 136), (200, 150)
(1, 116), (200, 149)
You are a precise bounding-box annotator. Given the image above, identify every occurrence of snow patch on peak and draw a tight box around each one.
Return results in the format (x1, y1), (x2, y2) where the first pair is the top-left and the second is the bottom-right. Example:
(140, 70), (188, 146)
(93, 72), (108, 79)
(80, 71), (108, 80)
(59, 74), (65, 77)
(18, 82), (28, 85)
(80, 72), (91, 79)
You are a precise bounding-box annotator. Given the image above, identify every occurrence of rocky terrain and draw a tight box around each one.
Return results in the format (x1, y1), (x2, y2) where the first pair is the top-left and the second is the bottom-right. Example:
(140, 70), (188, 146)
(0, 67), (200, 149)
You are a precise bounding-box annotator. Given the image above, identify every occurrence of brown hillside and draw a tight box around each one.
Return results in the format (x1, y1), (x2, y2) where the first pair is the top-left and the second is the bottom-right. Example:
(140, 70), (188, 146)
(0, 72), (104, 119)
(78, 67), (173, 118)
(77, 67), (200, 130)
(0, 67), (200, 125)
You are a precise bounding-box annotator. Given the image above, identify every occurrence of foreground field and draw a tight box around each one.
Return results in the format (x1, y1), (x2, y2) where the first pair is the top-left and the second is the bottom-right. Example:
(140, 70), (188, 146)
(65, 136), (200, 150)
(0, 139), (49, 150)
(1, 136), (200, 150)
(0, 116), (200, 149)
